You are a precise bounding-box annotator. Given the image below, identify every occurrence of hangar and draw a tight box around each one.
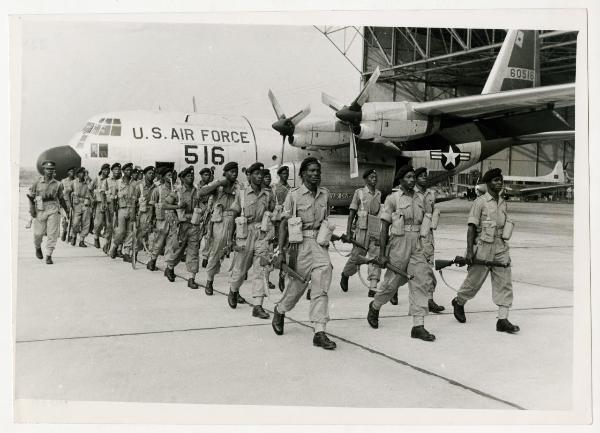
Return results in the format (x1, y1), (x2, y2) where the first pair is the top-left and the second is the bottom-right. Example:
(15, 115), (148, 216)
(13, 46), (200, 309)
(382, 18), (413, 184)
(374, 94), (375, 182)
(315, 27), (576, 190)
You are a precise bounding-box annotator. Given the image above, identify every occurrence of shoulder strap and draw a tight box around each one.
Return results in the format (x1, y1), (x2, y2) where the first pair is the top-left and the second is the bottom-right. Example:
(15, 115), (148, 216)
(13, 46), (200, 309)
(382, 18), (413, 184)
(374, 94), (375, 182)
(358, 188), (364, 210)
(239, 187), (246, 216)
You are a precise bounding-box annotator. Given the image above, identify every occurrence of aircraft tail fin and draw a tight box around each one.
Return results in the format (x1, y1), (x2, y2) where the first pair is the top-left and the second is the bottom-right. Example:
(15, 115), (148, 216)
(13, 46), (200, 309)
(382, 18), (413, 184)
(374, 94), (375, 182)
(482, 30), (539, 94)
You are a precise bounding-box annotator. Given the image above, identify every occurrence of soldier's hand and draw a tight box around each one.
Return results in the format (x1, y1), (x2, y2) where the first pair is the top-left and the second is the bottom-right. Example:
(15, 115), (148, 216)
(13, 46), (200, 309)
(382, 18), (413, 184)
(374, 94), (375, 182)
(465, 250), (474, 266)
(375, 256), (388, 268)
(345, 229), (353, 242)
(273, 251), (285, 269)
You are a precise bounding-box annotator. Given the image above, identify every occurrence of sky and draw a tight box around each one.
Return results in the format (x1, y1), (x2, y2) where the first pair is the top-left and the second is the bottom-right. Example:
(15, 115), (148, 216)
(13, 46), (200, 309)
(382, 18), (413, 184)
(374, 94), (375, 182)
(16, 19), (362, 167)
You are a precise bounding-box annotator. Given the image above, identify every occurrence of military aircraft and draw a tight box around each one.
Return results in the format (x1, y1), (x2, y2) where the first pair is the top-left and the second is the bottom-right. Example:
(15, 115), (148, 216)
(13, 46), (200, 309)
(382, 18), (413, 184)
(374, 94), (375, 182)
(501, 161), (574, 199)
(36, 29), (575, 207)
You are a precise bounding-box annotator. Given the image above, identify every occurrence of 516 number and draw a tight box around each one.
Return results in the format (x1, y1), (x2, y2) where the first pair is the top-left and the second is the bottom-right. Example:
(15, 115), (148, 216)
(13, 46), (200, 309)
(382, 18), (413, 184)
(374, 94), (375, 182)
(184, 145), (225, 165)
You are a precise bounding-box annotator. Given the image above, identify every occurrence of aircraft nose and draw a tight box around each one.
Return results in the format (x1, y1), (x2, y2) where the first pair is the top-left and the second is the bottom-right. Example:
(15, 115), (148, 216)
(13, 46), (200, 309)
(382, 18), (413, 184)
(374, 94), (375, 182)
(36, 145), (81, 180)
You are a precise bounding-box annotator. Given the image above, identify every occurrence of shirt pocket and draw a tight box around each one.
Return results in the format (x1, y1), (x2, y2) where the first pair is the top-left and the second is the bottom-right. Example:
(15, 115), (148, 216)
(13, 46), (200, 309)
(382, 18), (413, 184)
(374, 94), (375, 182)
(480, 219), (497, 243)
(296, 202), (313, 224)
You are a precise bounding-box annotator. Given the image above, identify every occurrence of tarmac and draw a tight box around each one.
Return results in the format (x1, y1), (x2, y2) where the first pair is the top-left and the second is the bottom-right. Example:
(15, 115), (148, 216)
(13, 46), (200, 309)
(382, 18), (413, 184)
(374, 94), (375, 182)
(13, 189), (574, 412)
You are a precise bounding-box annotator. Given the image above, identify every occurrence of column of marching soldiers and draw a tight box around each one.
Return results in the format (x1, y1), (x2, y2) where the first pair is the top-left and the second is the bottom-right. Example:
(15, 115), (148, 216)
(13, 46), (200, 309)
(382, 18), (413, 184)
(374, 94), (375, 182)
(28, 157), (521, 350)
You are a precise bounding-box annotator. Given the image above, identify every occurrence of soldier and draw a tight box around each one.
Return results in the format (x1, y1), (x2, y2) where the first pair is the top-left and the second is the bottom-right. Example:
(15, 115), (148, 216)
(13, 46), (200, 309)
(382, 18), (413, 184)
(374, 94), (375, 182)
(261, 168), (277, 290)
(90, 163), (110, 249)
(414, 167), (445, 313)
(103, 162), (122, 255)
(197, 167), (213, 268)
(69, 167), (93, 247)
(366, 165), (436, 342)
(198, 161), (243, 301)
(146, 166), (179, 272)
(272, 157), (337, 350)
(227, 163), (275, 317)
(163, 166), (202, 289)
(133, 166), (156, 258)
(273, 165), (291, 291)
(108, 162), (137, 262)
(451, 168), (520, 334)
(28, 160), (69, 264)
(340, 168), (382, 298)
(60, 167), (76, 242)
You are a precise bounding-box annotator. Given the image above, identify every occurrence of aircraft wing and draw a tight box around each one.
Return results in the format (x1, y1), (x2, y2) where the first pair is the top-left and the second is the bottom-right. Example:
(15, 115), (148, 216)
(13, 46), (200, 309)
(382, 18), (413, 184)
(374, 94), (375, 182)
(411, 83), (575, 119)
(516, 183), (574, 194)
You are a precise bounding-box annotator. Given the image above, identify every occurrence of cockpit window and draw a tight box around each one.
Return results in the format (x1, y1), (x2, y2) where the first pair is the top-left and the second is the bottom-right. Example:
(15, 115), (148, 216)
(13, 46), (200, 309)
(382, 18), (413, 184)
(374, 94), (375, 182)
(89, 143), (108, 158)
(88, 118), (122, 136)
(82, 122), (94, 133)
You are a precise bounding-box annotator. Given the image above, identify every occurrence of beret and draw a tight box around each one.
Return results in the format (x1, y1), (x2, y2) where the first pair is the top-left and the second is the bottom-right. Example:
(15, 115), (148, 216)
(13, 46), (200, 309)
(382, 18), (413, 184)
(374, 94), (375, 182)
(396, 165), (415, 181)
(261, 168), (271, 177)
(277, 165), (289, 175)
(299, 157), (320, 175)
(179, 166), (194, 178)
(482, 168), (503, 183)
(66, 166), (77, 172)
(247, 162), (264, 174)
(143, 165), (155, 174)
(362, 168), (376, 179)
(199, 167), (211, 176)
(156, 166), (171, 176)
(110, 162), (121, 170)
(414, 167), (428, 178)
(223, 161), (238, 172)
(100, 163), (110, 171)
(75, 167), (86, 175)
(122, 162), (133, 171)
(42, 160), (56, 168)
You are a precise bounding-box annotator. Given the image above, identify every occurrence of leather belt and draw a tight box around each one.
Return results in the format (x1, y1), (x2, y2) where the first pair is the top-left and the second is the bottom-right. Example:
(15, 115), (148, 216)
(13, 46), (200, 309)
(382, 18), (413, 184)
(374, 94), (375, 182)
(405, 224), (421, 232)
(302, 229), (318, 238)
(223, 210), (236, 216)
(42, 198), (57, 202)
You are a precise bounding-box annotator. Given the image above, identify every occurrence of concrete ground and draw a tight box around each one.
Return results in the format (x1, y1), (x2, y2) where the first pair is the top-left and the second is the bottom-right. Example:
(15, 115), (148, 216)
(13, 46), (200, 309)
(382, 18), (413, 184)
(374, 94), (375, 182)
(14, 190), (574, 411)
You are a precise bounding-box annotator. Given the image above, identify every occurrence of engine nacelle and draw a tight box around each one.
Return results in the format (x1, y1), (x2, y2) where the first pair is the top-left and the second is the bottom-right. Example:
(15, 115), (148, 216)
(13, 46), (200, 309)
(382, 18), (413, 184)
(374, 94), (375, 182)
(356, 123), (376, 140)
(360, 101), (440, 141)
(289, 133), (312, 148)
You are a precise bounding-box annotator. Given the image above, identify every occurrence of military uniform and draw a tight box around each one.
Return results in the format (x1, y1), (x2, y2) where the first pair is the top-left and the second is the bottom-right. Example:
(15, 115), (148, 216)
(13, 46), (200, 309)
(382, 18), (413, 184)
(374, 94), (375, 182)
(196, 179), (212, 263)
(276, 184), (333, 327)
(70, 177), (93, 245)
(228, 184), (275, 314)
(29, 175), (65, 260)
(342, 186), (382, 291)
(133, 179), (156, 252)
(148, 180), (178, 265)
(90, 175), (109, 247)
(371, 187), (433, 331)
(103, 174), (120, 253)
(109, 177), (137, 259)
(60, 175), (75, 240)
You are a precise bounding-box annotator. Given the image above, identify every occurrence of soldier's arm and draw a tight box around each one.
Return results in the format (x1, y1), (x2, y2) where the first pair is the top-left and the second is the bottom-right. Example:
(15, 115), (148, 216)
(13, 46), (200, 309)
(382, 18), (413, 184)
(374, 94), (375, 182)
(378, 194), (396, 262)
(57, 184), (68, 214)
(277, 192), (294, 253)
(197, 178), (227, 196)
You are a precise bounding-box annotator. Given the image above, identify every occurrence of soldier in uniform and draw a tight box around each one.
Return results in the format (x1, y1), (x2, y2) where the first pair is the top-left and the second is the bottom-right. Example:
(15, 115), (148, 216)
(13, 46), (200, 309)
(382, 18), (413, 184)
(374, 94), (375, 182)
(227, 163), (275, 317)
(340, 168), (382, 298)
(451, 168), (520, 334)
(132, 166), (156, 258)
(273, 165), (291, 291)
(28, 160), (69, 264)
(60, 167), (76, 242)
(69, 167), (93, 247)
(197, 167), (213, 268)
(103, 162), (122, 255)
(164, 166), (202, 289)
(366, 165), (437, 342)
(414, 167), (445, 313)
(272, 157), (337, 350)
(198, 161), (243, 301)
(90, 163), (110, 249)
(146, 166), (179, 272)
(108, 162), (137, 262)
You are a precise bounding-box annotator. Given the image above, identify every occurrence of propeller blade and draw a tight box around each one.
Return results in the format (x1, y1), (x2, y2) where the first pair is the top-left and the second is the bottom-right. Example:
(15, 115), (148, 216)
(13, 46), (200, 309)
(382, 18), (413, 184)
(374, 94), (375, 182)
(289, 105), (311, 126)
(321, 92), (345, 112)
(351, 66), (381, 109)
(268, 89), (286, 120)
(280, 136), (286, 167)
(349, 134), (359, 179)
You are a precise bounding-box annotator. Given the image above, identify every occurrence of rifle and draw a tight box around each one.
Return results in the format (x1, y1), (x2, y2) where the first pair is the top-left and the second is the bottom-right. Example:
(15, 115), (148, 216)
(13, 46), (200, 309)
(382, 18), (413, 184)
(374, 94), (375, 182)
(131, 215), (138, 269)
(261, 247), (309, 289)
(66, 197), (74, 241)
(435, 256), (509, 271)
(331, 233), (366, 250)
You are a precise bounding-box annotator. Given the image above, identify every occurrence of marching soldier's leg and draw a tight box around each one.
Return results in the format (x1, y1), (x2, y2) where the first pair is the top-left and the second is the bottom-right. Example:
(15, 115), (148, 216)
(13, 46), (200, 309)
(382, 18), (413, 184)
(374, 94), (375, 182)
(78, 206), (91, 247)
(71, 206), (82, 246)
(33, 210), (48, 260)
(453, 242), (492, 323)
(121, 213), (133, 262)
(147, 220), (166, 271)
(205, 220), (233, 295)
(367, 242), (381, 297)
(44, 211), (60, 264)
(250, 233), (270, 318)
(61, 211), (68, 242)
(163, 220), (182, 282)
(340, 243), (364, 292)
(228, 231), (257, 309)
(272, 243), (306, 335)
(185, 224), (200, 289)
(407, 242), (435, 341)
(201, 232), (210, 268)
(491, 240), (519, 333)
(109, 208), (127, 258)
(422, 232), (444, 313)
(93, 206), (105, 248)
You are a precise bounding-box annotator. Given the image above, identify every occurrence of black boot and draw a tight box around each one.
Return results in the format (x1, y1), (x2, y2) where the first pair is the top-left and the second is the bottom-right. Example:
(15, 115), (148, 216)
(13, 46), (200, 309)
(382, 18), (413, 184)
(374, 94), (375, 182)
(236, 293), (246, 304)
(70, 235), (77, 246)
(165, 267), (176, 282)
(367, 301), (379, 329)
(94, 238), (100, 248)
(228, 290), (238, 309)
(428, 298), (445, 313)
(340, 273), (349, 292)
(146, 258), (157, 271)
(367, 289), (376, 298)
(278, 272), (285, 292)
(390, 291), (398, 305)
(122, 254), (132, 263)
(109, 247), (117, 259)
(187, 278), (199, 290)
(205, 280), (214, 296)
(252, 305), (270, 319)
(35, 247), (43, 260)
(313, 332), (336, 350)
(45, 255), (53, 265)
(272, 306), (285, 335)
(411, 325), (436, 342)
(496, 318), (520, 334)
(61, 231), (67, 242)
(452, 298), (466, 323)
(201, 258), (208, 268)
(79, 240), (87, 248)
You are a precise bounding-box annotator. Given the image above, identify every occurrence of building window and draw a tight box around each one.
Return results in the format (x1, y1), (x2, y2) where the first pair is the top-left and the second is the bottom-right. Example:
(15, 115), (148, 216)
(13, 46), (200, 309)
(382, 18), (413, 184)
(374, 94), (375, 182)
(90, 143), (98, 158)
(99, 143), (108, 158)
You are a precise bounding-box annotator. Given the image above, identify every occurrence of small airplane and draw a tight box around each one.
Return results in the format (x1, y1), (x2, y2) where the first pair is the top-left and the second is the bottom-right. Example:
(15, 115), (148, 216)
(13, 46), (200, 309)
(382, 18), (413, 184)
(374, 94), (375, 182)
(36, 29), (575, 207)
(501, 161), (574, 199)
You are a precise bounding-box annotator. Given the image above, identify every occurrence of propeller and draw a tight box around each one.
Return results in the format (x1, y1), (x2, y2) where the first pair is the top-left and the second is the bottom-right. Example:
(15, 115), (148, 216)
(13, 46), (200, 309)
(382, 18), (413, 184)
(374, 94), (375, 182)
(268, 89), (311, 166)
(320, 67), (380, 178)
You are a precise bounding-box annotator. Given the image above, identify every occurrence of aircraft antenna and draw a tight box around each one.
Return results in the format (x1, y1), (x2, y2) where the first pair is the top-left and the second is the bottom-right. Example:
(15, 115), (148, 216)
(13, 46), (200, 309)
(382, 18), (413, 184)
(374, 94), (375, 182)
(192, 96), (197, 113)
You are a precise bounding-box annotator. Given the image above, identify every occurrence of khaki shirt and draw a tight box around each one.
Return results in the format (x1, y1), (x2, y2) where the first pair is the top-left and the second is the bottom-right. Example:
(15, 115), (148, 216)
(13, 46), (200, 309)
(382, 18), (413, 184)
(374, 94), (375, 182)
(133, 181), (156, 213)
(29, 177), (64, 206)
(71, 179), (92, 205)
(416, 185), (436, 214)
(149, 182), (177, 221)
(114, 177), (137, 209)
(177, 184), (198, 219)
(199, 180), (240, 217)
(380, 188), (424, 226)
(61, 177), (75, 201)
(349, 186), (381, 215)
(105, 176), (120, 201)
(234, 186), (275, 223)
(274, 182), (291, 205)
(281, 184), (330, 230)
(467, 192), (508, 238)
